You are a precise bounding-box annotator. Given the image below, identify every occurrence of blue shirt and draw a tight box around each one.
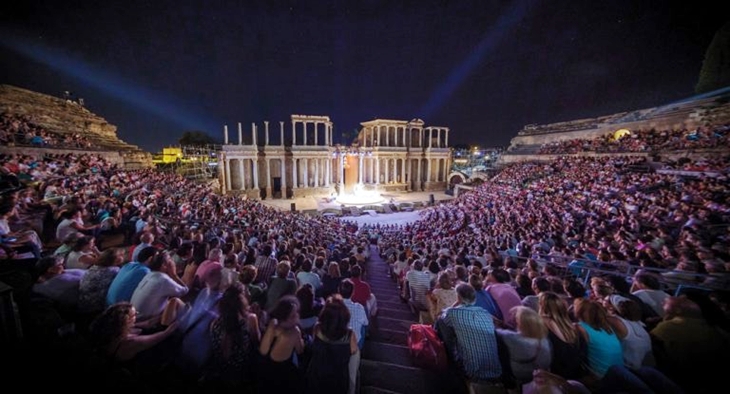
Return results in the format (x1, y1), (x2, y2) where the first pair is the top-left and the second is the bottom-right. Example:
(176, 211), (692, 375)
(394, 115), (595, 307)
(474, 289), (503, 321)
(441, 304), (502, 380)
(106, 262), (151, 306)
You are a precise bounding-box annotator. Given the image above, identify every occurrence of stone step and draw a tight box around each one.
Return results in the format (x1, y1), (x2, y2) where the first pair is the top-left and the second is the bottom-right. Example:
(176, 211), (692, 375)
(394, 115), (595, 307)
(359, 359), (428, 394)
(377, 307), (416, 321)
(362, 340), (414, 367)
(368, 326), (409, 346)
(360, 386), (404, 394)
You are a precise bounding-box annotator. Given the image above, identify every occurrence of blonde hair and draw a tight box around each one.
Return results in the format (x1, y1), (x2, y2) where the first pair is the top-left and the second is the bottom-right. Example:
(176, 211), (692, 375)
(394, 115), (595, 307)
(512, 306), (547, 339)
(538, 291), (578, 343)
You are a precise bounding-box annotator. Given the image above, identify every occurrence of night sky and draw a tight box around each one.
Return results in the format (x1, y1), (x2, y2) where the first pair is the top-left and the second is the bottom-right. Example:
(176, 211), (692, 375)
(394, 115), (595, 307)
(1, 1), (727, 153)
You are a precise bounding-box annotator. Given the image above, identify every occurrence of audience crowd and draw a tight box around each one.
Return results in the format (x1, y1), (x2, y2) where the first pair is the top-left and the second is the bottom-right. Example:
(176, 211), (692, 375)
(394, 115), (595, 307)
(1, 125), (729, 393)
(537, 123), (730, 154)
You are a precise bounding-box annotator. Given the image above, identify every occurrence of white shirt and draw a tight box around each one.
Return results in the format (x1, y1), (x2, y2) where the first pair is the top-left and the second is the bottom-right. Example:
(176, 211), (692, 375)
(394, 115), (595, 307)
(130, 271), (188, 321)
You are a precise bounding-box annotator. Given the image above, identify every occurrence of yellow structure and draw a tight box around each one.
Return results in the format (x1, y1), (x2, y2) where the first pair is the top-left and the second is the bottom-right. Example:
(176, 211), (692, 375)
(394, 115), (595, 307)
(152, 147), (184, 164)
(612, 128), (631, 141)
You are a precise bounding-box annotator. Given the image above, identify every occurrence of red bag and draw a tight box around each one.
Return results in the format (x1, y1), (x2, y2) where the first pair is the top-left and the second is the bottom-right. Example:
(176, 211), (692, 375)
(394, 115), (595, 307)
(407, 324), (448, 371)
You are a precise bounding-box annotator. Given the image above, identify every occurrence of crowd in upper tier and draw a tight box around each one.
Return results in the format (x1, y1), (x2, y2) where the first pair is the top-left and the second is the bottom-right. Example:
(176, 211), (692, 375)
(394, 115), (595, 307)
(536, 123), (730, 154)
(1, 120), (729, 393)
(1, 113), (94, 149)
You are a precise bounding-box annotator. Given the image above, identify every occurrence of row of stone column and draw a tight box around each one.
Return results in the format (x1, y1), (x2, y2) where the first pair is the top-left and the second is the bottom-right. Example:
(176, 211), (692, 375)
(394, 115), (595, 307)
(358, 157), (451, 184)
(292, 157), (332, 189)
(223, 155), (450, 192)
(363, 126), (449, 148)
(223, 120), (334, 147)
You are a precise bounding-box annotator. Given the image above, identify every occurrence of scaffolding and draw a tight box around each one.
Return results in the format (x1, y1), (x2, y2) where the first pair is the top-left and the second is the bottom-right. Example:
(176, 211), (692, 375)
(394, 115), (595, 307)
(154, 144), (220, 180)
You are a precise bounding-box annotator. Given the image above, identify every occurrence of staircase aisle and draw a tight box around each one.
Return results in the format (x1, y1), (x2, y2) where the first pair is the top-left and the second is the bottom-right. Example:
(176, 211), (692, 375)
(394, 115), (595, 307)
(359, 245), (467, 394)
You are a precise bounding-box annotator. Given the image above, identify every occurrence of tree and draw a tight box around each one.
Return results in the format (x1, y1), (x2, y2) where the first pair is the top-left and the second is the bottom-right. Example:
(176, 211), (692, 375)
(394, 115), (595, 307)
(696, 21), (730, 94)
(178, 130), (218, 146)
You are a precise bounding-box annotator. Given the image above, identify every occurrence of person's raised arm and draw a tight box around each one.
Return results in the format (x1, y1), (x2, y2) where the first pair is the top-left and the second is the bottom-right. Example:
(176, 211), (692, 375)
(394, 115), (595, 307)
(119, 320), (178, 361)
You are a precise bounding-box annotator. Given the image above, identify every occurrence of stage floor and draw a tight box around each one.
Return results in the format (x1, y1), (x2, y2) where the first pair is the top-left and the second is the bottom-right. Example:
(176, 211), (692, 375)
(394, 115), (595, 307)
(259, 190), (455, 213)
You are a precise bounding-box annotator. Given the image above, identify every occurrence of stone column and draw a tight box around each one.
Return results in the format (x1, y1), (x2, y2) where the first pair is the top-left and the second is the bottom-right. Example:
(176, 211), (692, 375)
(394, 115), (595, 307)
(238, 159), (245, 190)
(383, 159), (388, 183)
(339, 155), (345, 189)
(252, 158), (259, 189)
(303, 158), (309, 187)
(264, 121), (270, 145)
(238, 122), (243, 145)
(252, 123), (257, 146)
(225, 159), (231, 192)
(401, 159), (405, 184)
(402, 127), (406, 146)
(358, 155), (363, 183)
(302, 122), (307, 146)
(375, 158), (380, 184)
(314, 158), (319, 187)
(224, 125), (229, 144)
(368, 157), (375, 185)
(280, 121), (285, 146)
(266, 158), (272, 196)
(445, 129), (449, 148)
(314, 123), (319, 146)
(292, 159), (298, 189)
(428, 129), (432, 148)
(405, 158), (411, 190)
(427, 158), (432, 182)
(281, 158), (287, 197)
(292, 120), (297, 146)
(437, 129), (441, 148)
(419, 129), (423, 148)
(325, 157), (330, 186)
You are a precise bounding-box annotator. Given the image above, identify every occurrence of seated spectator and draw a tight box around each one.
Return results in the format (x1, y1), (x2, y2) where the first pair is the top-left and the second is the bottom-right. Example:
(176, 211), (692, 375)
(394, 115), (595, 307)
(257, 295), (305, 393)
(296, 259), (322, 291)
(296, 283), (323, 335)
(435, 283), (503, 383)
(55, 207), (99, 243)
(88, 302), (179, 371)
(78, 247), (124, 315)
(339, 279), (369, 351)
(306, 294), (360, 394)
(32, 255), (86, 311)
(130, 250), (194, 326)
(496, 306), (552, 389)
(574, 300), (624, 386)
(106, 246), (156, 306)
(65, 235), (100, 270)
(650, 295), (730, 392)
(265, 261), (298, 312)
(429, 271), (458, 322)
(406, 259), (432, 322)
(605, 296), (654, 370)
(321, 261), (344, 299)
(240, 264), (266, 307)
(630, 271), (671, 319)
(538, 291), (588, 381)
(349, 264), (372, 310)
(486, 268), (522, 329)
(201, 282), (260, 392)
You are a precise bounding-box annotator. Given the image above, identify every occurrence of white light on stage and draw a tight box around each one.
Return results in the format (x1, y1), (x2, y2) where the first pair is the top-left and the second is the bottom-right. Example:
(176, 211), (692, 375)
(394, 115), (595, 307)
(335, 183), (385, 205)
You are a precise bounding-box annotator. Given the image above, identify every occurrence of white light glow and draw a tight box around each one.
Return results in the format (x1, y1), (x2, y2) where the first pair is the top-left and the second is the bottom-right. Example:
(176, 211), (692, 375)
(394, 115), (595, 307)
(335, 183), (385, 205)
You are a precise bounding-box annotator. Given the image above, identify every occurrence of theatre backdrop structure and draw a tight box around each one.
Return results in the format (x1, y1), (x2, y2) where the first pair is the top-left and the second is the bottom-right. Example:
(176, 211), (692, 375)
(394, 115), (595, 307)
(219, 115), (451, 199)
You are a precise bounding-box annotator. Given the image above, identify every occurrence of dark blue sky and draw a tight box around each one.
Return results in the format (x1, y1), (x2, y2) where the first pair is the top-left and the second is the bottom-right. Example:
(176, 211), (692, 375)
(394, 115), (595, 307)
(1, 1), (727, 153)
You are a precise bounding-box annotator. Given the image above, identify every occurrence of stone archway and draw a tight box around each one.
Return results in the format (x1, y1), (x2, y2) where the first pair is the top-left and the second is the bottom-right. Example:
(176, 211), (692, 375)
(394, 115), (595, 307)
(448, 171), (466, 186)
